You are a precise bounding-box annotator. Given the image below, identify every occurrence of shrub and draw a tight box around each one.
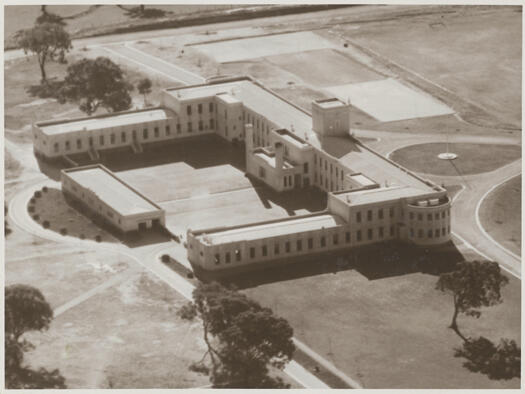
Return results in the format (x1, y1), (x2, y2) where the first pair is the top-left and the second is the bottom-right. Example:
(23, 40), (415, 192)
(42, 186), (48, 192)
(161, 254), (171, 263)
(60, 228), (67, 235)
(173, 235), (180, 243)
(43, 220), (50, 228)
(28, 206), (35, 213)
(79, 233), (85, 240)
(34, 191), (42, 198)
(187, 272), (194, 279)
(30, 198), (36, 204)
(32, 214), (39, 221)
(189, 361), (209, 375)
(343, 42), (349, 48)
(95, 235), (102, 242)
(177, 302), (197, 321)
(183, 241), (187, 249)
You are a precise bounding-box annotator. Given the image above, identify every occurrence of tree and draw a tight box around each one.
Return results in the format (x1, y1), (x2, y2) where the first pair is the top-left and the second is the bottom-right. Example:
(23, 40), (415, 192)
(137, 77), (152, 107)
(58, 57), (134, 115)
(16, 23), (71, 83)
(36, 11), (66, 26)
(178, 282), (295, 388)
(5, 285), (65, 389)
(436, 260), (509, 340)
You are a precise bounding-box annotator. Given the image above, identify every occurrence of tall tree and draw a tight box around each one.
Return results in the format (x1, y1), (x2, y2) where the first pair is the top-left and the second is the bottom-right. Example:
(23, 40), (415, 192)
(137, 77), (152, 107)
(178, 282), (295, 388)
(436, 260), (509, 340)
(58, 57), (134, 115)
(16, 22), (71, 83)
(5, 284), (65, 389)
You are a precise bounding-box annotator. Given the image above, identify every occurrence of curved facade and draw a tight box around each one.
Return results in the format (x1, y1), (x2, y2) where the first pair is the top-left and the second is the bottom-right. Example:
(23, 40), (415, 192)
(405, 196), (451, 246)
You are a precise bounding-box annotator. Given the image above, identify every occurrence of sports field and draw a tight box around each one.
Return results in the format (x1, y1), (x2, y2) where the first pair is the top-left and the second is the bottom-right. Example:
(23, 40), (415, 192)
(194, 31), (337, 62)
(266, 49), (383, 87)
(326, 78), (454, 122)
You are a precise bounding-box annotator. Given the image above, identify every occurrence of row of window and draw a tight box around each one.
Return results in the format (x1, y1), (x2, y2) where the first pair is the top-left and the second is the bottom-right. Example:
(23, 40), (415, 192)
(187, 102), (214, 116)
(212, 226), (396, 265)
(356, 207), (396, 223)
(53, 120), (216, 152)
(409, 209), (450, 221)
(409, 226), (451, 239)
(315, 153), (345, 181)
(316, 173), (344, 192)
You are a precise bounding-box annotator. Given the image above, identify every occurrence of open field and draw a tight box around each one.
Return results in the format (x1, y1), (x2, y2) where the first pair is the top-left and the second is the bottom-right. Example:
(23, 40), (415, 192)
(21, 270), (211, 388)
(479, 175), (521, 255)
(243, 242), (521, 389)
(343, 6), (522, 129)
(194, 31), (337, 63)
(390, 143), (521, 176)
(266, 48), (383, 87)
(326, 78), (454, 122)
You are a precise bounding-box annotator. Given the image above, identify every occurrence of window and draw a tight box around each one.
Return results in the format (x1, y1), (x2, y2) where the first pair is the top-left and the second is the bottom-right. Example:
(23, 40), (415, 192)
(345, 232), (350, 243)
(296, 240), (302, 251)
(198, 103), (202, 114)
(378, 209), (383, 220)
(250, 247), (255, 259)
(262, 245), (267, 257)
(110, 133), (115, 144)
(210, 119), (214, 129)
(209, 102), (213, 112)
(166, 125), (171, 135)
(379, 227), (384, 238)
(303, 162), (309, 174)
(77, 139), (82, 149)
(367, 210), (372, 221)
(442, 228), (446, 236)
(215, 254), (220, 265)
(188, 122), (193, 132)
(274, 244), (280, 255)
(99, 135), (104, 145)
(235, 249), (241, 261)
(198, 120), (203, 131)
(225, 109), (228, 119)
(54, 143), (59, 152)
(121, 132), (126, 142)
(410, 228), (414, 237)
(356, 212), (361, 223)
(341, 171), (344, 181)
(390, 225), (395, 236)
(357, 230), (362, 242)
(367, 229), (373, 240)
(336, 168), (339, 177)
(285, 241), (291, 253)
(187, 105), (192, 115)
(284, 176), (287, 187)
(321, 236), (326, 247)
(435, 229), (440, 237)
(428, 230), (433, 238)
(330, 164), (333, 174)
(65, 141), (70, 151)
(143, 128), (148, 139)
(177, 123), (181, 134)
(418, 213), (423, 221)
(308, 238), (313, 249)
(410, 212), (414, 220)
(448, 225), (451, 233)
(427, 213), (432, 221)
(333, 233), (339, 245)
(154, 127), (159, 137)
(435, 213), (439, 220)
(390, 207), (394, 218)
(259, 167), (266, 179)
(418, 229), (423, 238)
(225, 252), (231, 263)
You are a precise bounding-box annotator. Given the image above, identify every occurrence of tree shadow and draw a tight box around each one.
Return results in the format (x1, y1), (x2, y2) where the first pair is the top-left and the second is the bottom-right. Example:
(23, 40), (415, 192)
(122, 6), (169, 19)
(198, 240), (464, 289)
(454, 336), (520, 381)
(26, 80), (64, 99)
(7, 366), (66, 389)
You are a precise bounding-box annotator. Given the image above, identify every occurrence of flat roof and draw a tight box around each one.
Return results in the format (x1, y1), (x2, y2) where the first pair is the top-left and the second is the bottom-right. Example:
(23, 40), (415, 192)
(315, 98), (347, 109)
(349, 173), (376, 187)
(254, 151), (294, 169)
(216, 92), (241, 104)
(39, 108), (173, 136)
(64, 166), (161, 216)
(274, 129), (310, 149)
(167, 79), (436, 193)
(333, 185), (433, 206)
(198, 213), (345, 244)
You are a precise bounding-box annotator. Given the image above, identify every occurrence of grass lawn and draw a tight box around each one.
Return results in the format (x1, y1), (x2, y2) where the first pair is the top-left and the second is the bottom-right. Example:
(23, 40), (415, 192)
(28, 187), (118, 243)
(390, 143), (521, 176)
(479, 175), (521, 255)
(242, 241), (520, 388)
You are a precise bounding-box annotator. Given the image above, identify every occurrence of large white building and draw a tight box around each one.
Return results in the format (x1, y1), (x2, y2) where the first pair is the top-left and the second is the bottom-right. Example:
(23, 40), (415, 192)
(34, 76), (451, 272)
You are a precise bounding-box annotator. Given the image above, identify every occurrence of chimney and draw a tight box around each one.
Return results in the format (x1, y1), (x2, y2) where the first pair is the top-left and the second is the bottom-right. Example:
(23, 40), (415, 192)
(274, 142), (284, 170)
